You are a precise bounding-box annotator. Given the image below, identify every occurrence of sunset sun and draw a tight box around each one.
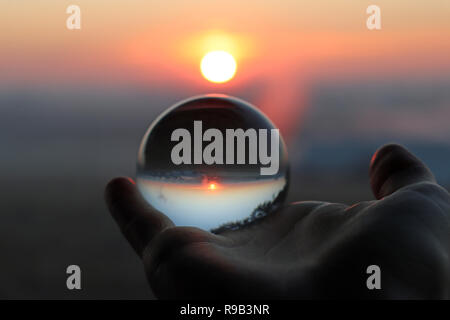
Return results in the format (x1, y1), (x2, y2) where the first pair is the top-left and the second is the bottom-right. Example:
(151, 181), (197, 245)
(200, 51), (237, 83)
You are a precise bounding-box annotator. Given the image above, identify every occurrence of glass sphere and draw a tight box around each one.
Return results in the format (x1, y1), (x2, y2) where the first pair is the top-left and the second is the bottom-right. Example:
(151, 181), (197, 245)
(137, 94), (289, 232)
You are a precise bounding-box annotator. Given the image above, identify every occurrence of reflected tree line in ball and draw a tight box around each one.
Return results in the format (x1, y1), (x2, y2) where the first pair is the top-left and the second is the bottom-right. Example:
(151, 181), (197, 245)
(211, 180), (289, 234)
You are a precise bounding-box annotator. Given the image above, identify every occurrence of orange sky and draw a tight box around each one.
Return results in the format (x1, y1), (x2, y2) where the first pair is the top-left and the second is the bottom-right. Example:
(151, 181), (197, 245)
(2, 0), (449, 84)
(1, 0), (449, 135)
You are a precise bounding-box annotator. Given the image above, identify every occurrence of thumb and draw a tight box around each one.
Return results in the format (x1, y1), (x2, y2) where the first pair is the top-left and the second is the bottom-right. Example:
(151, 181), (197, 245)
(369, 144), (436, 199)
(105, 177), (174, 257)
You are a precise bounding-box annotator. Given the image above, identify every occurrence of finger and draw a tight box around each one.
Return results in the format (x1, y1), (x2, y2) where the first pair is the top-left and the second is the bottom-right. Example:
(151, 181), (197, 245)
(369, 144), (436, 199)
(105, 177), (174, 257)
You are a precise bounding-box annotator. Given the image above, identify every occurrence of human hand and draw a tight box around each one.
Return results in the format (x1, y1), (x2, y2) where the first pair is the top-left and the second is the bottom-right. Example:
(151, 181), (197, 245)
(105, 144), (450, 299)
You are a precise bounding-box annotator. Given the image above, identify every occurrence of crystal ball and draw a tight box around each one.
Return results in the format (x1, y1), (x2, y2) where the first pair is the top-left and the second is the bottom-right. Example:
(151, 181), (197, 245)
(137, 94), (289, 232)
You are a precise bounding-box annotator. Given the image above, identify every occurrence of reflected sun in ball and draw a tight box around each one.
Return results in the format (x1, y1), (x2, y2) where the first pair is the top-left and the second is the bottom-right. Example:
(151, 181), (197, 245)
(208, 183), (217, 190)
(206, 181), (220, 191)
(200, 51), (237, 83)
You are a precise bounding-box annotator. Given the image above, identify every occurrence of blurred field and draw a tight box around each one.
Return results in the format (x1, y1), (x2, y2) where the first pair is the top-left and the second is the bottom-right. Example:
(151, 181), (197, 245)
(0, 81), (449, 299)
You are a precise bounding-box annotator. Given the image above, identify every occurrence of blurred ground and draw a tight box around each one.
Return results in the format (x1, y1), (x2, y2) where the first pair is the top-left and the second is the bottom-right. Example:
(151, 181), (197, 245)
(0, 80), (449, 299)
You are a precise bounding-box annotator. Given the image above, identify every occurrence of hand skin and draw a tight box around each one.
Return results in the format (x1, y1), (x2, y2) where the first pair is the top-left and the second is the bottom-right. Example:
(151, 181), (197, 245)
(105, 144), (450, 299)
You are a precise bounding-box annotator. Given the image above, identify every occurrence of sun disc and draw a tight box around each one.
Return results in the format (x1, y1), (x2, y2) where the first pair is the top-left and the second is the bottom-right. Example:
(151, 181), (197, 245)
(200, 51), (237, 83)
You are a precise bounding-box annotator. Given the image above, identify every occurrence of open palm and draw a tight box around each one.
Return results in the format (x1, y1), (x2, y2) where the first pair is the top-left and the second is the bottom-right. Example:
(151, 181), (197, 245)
(105, 144), (450, 299)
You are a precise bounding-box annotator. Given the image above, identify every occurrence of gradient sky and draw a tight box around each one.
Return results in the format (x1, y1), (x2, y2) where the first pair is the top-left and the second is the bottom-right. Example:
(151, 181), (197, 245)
(3, 0), (449, 84)
(1, 0), (450, 135)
